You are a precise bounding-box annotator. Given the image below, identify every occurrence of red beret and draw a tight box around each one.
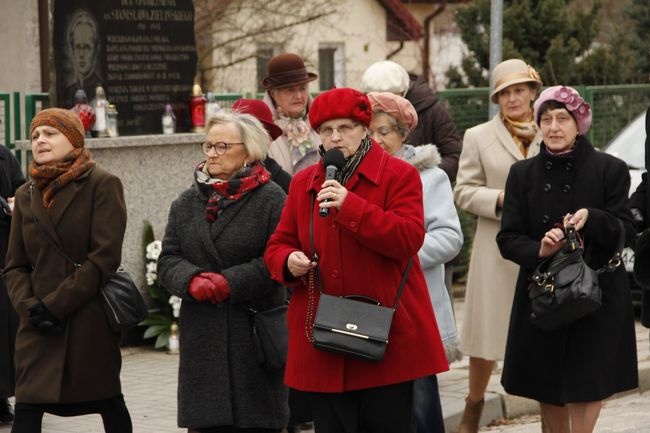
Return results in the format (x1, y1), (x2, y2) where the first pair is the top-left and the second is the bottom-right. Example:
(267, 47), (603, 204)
(309, 88), (372, 131)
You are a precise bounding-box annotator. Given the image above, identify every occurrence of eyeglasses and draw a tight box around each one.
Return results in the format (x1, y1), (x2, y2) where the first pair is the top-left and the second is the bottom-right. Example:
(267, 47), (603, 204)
(318, 123), (359, 138)
(201, 141), (244, 155)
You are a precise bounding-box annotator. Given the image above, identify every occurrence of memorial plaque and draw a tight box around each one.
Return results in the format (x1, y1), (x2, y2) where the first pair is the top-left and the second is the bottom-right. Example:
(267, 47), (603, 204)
(53, 0), (197, 135)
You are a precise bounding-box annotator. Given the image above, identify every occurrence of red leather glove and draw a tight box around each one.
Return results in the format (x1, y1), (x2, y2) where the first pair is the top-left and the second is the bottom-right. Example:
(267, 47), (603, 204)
(199, 272), (231, 304)
(188, 275), (213, 302)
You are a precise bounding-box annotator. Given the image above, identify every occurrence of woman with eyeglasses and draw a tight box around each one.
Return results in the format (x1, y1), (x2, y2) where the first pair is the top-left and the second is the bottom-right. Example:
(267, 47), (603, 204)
(264, 88), (448, 433)
(157, 111), (289, 433)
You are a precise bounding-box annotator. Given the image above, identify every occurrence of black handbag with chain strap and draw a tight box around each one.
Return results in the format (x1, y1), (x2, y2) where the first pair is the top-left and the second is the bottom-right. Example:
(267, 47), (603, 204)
(306, 193), (413, 361)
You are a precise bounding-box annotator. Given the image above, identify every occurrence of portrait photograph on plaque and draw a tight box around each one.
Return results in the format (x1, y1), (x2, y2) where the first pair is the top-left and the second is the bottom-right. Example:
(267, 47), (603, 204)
(52, 0), (197, 135)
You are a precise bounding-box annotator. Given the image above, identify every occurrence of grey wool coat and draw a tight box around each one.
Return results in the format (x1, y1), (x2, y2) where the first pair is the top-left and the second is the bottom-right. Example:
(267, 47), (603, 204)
(157, 178), (289, 430)
(4, 166), (126, 403)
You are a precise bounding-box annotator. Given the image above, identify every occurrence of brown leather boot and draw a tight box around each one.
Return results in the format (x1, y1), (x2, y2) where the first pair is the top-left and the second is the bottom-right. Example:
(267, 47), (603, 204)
(540, 414), (550, 433)
(456, 396), (485, 433)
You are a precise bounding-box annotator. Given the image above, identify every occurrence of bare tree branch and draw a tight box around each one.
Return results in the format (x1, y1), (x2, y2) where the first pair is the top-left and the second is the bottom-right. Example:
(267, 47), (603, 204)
(196, 10), (335, 68)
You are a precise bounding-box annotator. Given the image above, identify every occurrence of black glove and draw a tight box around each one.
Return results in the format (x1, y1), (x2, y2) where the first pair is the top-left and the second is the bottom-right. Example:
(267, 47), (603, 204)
(631, 207), (645, 230)
(28, 302), (65, 335)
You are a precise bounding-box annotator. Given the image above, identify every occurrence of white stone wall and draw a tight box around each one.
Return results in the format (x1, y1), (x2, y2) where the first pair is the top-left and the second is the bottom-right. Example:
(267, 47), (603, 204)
(0, 0), (42, 94)
(0, 0), (43, 144)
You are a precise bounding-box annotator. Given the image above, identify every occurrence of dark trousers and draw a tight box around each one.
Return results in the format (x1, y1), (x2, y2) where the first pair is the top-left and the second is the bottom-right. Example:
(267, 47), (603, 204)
(413, 375), (445, 433)
(188, 428), (279, 433)
(189, 429), (279, 433)
(11, 394), (132, 433)
(308, 380), (414, 433)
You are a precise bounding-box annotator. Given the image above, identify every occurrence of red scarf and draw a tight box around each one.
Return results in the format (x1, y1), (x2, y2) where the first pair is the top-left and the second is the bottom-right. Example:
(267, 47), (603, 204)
(194, 161), (270, 223)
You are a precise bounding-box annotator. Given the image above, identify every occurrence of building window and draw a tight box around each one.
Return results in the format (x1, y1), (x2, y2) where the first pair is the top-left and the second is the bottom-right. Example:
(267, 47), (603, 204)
(318, 44), (344, 90)
(257, 46), (281, 93)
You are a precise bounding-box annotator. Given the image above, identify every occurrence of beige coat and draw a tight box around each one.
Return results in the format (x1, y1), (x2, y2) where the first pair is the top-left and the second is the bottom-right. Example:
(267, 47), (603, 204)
(262, 92), (321, 175)
(454, 115), (541, 360)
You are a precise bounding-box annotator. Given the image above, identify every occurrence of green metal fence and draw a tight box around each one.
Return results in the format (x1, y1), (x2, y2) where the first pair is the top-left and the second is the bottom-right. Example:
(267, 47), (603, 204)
(437, 84), (650, 148)
(0, 93), (10, 148)
(212, 93), (244, 110)
(4, 84), (649, 152)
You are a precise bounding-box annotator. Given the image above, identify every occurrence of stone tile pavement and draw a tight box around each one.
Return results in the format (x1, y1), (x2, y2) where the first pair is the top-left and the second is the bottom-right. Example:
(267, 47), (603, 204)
(1, 297), (648, 433)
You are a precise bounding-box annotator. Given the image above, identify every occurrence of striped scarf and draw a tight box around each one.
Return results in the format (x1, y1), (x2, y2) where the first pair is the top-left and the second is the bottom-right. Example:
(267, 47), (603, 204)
(194, 161), (270, 223)
(30, 148), (95, 208)
(337, 136), (372, 186)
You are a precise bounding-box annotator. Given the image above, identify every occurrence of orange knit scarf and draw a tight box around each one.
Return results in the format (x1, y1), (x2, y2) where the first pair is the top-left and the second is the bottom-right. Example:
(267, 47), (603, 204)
(30, 148), (96, 208)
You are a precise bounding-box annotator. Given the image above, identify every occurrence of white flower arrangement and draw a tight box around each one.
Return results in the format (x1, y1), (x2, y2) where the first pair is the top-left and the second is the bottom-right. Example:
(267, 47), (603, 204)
(169, 295), (182, 319)
(141, 228), (181, 349)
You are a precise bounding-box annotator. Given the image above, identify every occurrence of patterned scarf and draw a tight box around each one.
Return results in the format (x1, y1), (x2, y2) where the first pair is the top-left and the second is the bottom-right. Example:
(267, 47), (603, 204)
(337, 136), (372, 186)
(502, 112), (538, 157)
(194, 161), (270, 223)
(275, 107), (313, 167)
(30, 148), (96, 208)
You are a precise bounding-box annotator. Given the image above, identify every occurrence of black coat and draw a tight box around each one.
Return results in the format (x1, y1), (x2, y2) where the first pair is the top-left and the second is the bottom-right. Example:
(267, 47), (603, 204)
(497, 137), (638, 405)
(405, 75), (462, 182)
(0, 146), (25, 399)
(264, 157), (292, 194)
(628, 107), (650, 326)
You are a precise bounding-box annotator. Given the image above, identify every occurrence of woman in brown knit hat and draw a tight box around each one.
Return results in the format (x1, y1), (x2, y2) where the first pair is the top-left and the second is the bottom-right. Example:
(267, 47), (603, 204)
(4, 108), (132, 432)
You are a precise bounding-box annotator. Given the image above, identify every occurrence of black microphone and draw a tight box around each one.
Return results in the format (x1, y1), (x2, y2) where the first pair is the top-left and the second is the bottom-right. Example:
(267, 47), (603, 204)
(319, 148), (346, 217)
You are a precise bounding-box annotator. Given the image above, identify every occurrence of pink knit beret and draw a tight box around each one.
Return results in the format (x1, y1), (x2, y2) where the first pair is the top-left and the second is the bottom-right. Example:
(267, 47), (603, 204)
(309, 88), (372, 131)
(534, 85), (592, 135)
(367, 91), (418, 132)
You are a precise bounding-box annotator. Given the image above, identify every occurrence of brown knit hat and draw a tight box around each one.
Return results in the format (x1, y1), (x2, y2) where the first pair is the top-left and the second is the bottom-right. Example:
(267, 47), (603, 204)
(29, 108), (85, 148)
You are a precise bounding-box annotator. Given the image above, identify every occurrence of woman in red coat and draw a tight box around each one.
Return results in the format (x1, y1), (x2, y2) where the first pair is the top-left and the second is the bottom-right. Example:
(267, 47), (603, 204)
(264, 88), (448, 432)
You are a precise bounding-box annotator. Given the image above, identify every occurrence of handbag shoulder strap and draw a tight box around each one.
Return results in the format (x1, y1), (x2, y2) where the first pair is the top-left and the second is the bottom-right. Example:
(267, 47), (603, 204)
(309, 192), (412, 309)
(29, 184), (81, 268)
(595, 218), (626, 274)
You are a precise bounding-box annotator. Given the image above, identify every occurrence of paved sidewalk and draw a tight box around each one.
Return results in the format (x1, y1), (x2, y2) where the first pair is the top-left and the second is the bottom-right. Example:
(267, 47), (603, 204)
(1, 349), (183, 433)
(438, 298), (650, 432)
(1, 298), (648, 432)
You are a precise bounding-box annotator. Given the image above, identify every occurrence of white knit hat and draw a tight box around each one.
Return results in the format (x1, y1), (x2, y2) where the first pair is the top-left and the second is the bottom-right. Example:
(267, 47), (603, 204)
(360, 61), (410, 96)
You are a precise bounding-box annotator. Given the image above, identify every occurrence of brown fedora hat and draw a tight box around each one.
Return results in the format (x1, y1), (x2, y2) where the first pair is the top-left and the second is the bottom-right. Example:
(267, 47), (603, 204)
(262, 53), (318, 90)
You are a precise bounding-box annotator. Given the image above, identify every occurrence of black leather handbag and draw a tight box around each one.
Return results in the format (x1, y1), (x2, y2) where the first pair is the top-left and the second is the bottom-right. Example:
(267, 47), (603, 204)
(528, 222), (624, 331)
(30, 185), (146, 332)
(98, 267), (147, 332)
(249, 303), (288, 370)
(307, 194), (412, 361)
(312, 283), (409, 361)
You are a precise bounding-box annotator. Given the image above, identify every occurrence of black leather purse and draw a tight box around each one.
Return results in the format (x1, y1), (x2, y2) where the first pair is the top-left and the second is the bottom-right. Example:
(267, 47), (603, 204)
(248, 303), (288, 370)
(307, 194), (412, 361)
(30, 185), (146, 332)
(528, 221), (624, 331)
